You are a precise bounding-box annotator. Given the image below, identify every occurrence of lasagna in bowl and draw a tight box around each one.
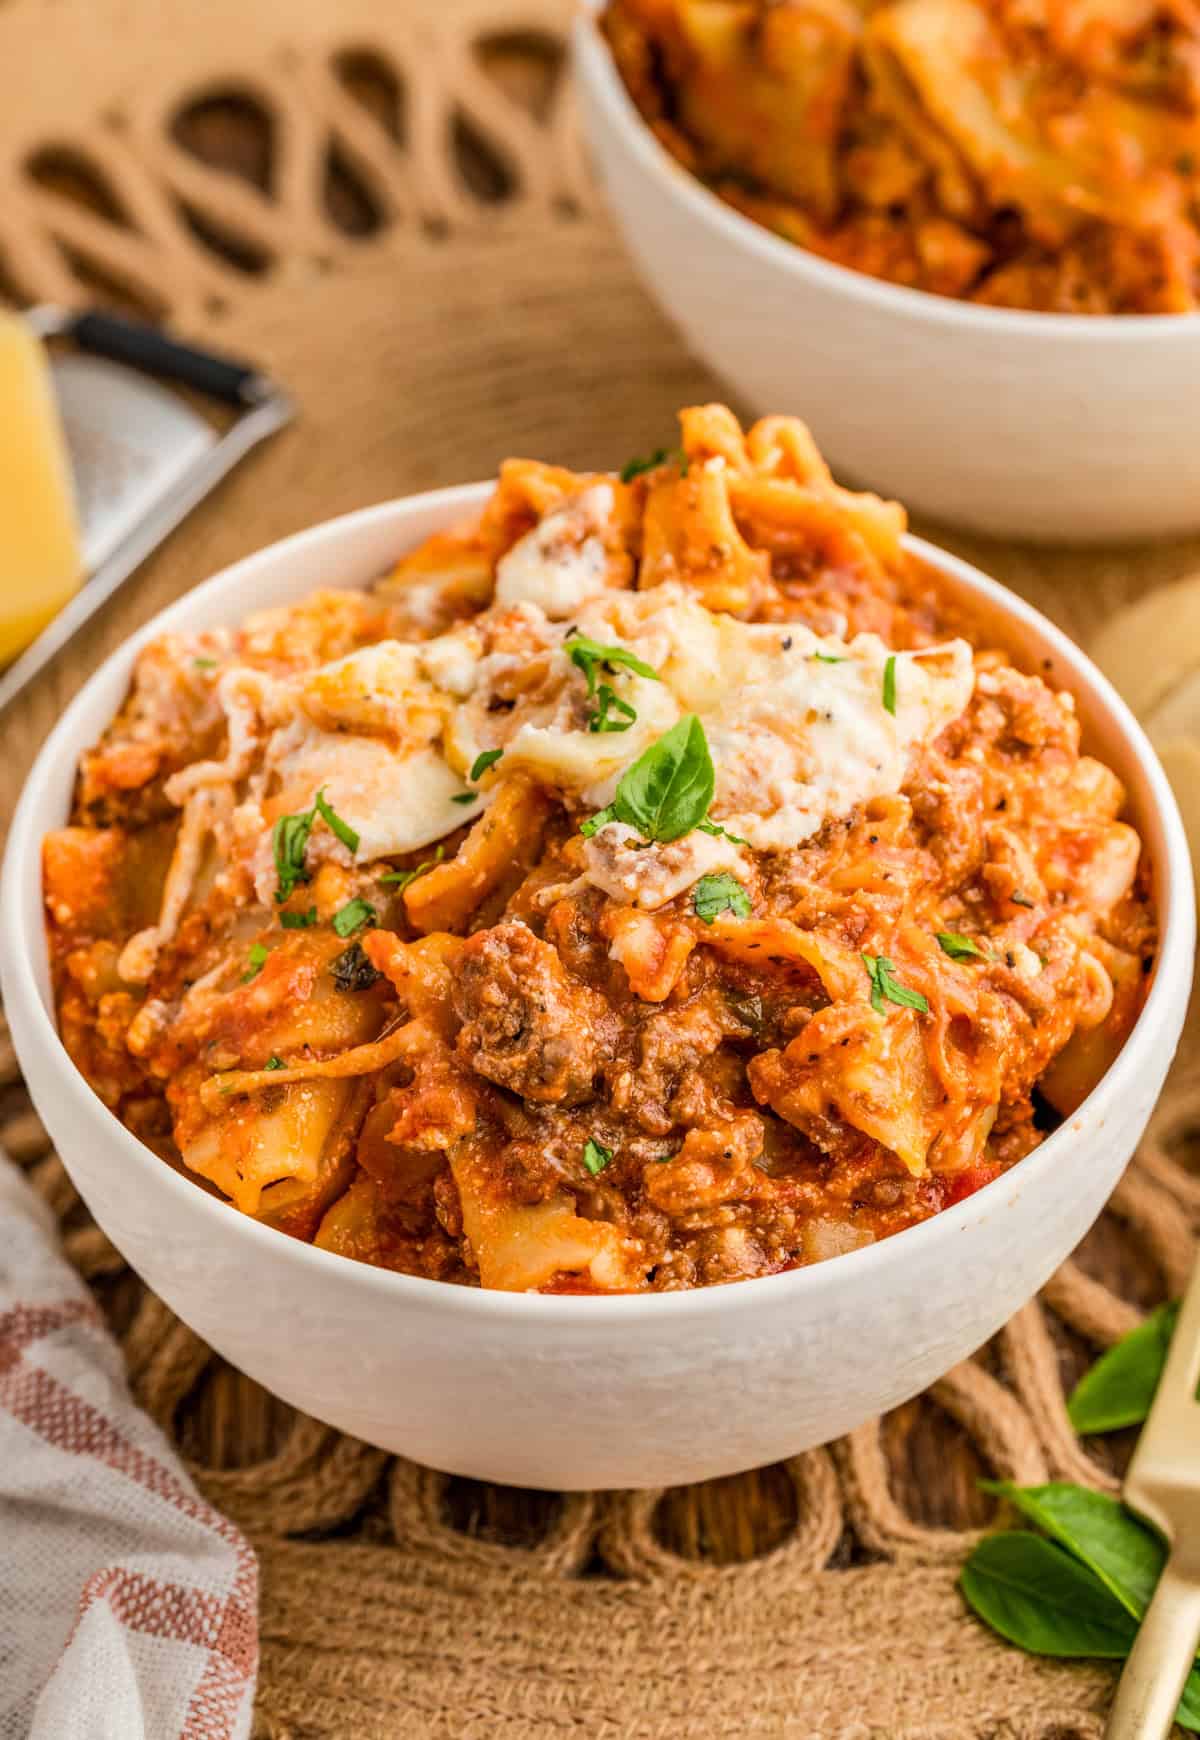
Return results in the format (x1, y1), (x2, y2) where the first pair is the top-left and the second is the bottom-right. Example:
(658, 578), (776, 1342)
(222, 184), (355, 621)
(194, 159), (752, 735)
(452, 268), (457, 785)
(601, 0), (1200, 314)
(44, 406), (1155, 1293)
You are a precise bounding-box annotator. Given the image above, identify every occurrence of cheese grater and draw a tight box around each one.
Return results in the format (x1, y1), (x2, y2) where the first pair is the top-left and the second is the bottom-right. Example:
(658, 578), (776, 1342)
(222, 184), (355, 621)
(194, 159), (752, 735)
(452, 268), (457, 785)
(0, 307), (293, 713)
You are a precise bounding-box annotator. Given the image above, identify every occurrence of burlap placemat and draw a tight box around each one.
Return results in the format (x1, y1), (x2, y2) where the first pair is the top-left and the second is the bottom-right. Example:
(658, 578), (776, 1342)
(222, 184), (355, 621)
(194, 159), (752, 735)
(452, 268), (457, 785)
(2, 2), (1199, 1733)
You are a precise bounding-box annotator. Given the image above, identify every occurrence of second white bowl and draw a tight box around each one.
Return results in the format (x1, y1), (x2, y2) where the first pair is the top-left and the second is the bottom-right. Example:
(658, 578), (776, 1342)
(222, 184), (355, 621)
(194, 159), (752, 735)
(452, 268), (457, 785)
(574, 11), (1200, 544)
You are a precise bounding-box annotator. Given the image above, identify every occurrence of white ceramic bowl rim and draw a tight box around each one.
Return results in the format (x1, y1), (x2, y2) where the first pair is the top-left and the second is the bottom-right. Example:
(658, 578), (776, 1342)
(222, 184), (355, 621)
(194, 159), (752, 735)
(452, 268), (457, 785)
(3, 486), (1191, 1326)
(574, 9), (1200, 340)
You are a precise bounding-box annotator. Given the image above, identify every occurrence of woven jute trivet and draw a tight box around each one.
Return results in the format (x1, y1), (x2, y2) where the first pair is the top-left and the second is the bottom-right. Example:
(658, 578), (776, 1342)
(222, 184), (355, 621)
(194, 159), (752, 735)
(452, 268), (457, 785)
(2, 2), (1199, 1734)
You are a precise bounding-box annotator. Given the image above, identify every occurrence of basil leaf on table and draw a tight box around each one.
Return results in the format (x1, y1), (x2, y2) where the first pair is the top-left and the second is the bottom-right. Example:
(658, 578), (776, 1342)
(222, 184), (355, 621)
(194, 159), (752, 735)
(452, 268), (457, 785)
(959, 1533), (1137, 1659)
(979, 1481), (1164, 1618)
(1067, 1300), (1179, 1434)
(965, 1483), (1200, 1731)
(1181, 1673), (1200, 1730)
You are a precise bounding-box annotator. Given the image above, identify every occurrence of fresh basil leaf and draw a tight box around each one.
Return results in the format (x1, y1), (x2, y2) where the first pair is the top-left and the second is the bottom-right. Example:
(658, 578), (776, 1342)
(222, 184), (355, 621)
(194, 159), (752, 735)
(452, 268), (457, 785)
(611, 715), (715, 843)
(280, 907), (318, 930)
(379, 845), (445, 890)
(693, 872), (752, 924)
(330, 941), (382, 992)
(937, 930), (989, 962)
(565, 632), (660, 696)
(332, 898), (377, 938)
(272, 810), (315, 903)
(1067, 1301), (1179, 1435)
(469, 749), (503, 781)
(979, 1482), (1164, 1620)
(959, 1532), (1137, 1659)
(969, 1485), (1200, 1727)
(313, 788), (359, 854)
(583, 1137), (613, 1176)
(241, 942), (269, 984)
(882, 654), (897, 716)
(862, 953), (929, 1015)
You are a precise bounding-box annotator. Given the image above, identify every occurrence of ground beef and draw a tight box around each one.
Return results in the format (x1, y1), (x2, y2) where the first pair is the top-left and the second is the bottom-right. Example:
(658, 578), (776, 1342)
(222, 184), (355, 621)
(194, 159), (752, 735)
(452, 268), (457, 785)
(452, 922), (617, 1106)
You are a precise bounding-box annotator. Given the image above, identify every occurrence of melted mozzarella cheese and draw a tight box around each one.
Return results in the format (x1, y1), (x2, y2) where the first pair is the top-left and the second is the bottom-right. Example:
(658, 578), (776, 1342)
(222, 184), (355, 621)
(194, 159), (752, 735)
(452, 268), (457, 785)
(178, 540), (973, 906)
(262, 718), (481, 890)
(493, 484), (616, 618)
(704, 630), (974, 850)
(455, 584), (973, 855)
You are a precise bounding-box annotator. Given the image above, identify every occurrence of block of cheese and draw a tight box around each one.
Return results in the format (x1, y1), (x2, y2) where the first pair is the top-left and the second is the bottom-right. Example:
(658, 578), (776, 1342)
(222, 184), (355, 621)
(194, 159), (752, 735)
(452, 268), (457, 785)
(0, 312), (83, 664)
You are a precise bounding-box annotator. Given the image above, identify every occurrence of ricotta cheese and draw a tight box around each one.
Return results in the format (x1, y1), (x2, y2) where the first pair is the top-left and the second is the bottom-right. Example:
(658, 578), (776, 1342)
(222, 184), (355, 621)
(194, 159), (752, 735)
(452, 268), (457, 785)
(493, 484), (616, 618)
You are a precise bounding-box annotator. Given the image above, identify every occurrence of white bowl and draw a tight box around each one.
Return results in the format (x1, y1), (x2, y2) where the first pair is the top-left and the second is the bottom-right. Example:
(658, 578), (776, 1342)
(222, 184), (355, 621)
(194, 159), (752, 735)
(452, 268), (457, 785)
(1, 488), (1193, 1490)
(573, 11), (1200, 544)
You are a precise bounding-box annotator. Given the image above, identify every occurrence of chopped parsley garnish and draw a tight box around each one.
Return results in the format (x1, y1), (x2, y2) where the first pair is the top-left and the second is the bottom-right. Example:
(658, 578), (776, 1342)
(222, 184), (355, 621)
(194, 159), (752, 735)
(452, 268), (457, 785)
(330, 941), (382, 992)
(451, 792), (478, 806)
(241, 942), (269, 983)
(1011, 890), (1035, 908)
(862, 953), (928, 1015)
(314, 788), (359, 854)
(590, 684), (638, 734)
(566, 632), (660, 693)
(882, 654), (897, 716)
(693, 873), (752, 924)
(936, 930), (989, 962)
(697, 818), (751, 847)
(619, 447), (687, 483)
(332, 897), (377, 938)
(193, 656), (217, 670)
(565, 632), (660, 735)
(579, 806), (617, 839)
(265, 1055), (285, 1071)
(280, 907), (318, 930)
(812, 651), (846, 665)
(580, 714), (714, 843)
(272, 787), (358, 902)
(469, 749), (504, 781)
(380, 845), (445, 890)
(272, 810), (315, 903)
(582, 1137), (613, 1176)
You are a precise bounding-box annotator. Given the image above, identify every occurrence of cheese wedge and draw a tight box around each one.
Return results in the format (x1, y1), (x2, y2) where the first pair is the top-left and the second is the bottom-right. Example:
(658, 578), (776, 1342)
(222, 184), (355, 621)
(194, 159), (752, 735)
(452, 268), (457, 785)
(0, 312), (82, 664)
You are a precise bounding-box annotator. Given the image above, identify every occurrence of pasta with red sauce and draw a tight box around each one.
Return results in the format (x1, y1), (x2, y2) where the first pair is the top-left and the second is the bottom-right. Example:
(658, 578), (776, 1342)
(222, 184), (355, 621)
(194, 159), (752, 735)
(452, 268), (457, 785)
(44, 406), (1155, 1291)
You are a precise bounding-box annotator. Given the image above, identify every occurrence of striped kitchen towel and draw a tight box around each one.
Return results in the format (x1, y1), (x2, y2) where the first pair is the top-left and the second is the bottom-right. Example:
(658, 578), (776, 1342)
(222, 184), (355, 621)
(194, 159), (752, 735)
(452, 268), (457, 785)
(0, 1159), (257, 1740)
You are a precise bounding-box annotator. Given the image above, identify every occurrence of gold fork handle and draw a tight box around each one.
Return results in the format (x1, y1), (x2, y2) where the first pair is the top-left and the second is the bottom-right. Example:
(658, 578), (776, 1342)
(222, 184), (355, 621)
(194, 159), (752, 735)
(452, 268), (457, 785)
(1105, 1561), (1200, 1740)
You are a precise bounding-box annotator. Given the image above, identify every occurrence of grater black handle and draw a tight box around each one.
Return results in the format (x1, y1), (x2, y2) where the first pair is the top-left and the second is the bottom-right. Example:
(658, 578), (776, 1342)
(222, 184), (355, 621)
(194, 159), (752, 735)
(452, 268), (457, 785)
(70, 310), (264, 407)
